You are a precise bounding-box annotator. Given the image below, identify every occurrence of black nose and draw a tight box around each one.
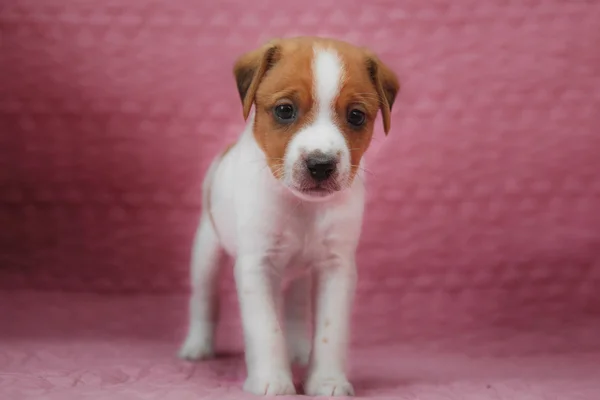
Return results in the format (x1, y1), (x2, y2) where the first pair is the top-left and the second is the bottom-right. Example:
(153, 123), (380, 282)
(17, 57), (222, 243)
(306, 154), (337, 182)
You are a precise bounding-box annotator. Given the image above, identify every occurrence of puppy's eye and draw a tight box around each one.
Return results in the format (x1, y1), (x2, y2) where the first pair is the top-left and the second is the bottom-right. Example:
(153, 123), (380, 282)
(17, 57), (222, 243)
(273, 104), (296, 123)
(347, 109), (366, 127)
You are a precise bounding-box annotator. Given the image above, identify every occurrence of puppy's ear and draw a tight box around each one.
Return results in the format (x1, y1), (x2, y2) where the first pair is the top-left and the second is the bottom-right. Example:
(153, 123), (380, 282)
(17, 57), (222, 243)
(233, 41), (281, 120)
(365, 54), (400, 135)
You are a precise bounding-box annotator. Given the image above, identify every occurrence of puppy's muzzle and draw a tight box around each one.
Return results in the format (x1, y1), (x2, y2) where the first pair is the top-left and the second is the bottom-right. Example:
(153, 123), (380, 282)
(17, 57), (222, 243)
(305, 152), (338, 183)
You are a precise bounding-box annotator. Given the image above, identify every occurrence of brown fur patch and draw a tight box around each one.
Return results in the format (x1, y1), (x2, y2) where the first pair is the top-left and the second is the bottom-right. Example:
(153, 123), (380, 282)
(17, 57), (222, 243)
(333, 47), (382, 180)
(251, 40), (317, 178)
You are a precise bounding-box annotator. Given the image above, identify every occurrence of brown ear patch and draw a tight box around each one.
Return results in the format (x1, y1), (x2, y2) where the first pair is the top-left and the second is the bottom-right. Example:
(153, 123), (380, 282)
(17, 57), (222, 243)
(233, 43), (281, 120)
(366, 56), (400, 134)
(235, 65), (256, 103)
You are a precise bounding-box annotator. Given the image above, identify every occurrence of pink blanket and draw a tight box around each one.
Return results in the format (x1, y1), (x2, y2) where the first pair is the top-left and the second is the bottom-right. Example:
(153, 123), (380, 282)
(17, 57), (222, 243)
(1, 0), (599, 399)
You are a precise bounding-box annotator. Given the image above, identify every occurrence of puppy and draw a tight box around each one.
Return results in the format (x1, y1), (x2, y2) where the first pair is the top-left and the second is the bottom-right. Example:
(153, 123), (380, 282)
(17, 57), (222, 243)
(179, 36), (399, 396)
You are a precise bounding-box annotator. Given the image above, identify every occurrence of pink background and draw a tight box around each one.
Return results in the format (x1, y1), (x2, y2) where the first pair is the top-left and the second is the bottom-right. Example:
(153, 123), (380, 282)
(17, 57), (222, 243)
(1, 0), (600, 399)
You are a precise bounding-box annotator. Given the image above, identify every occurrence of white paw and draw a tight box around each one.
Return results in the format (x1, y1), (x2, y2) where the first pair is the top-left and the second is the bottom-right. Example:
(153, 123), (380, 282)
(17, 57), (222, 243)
(305, 374), (354, 397)
(243, 373), (296, 396)
(287, 337), (311, 367)
(178, 332), (215, 361)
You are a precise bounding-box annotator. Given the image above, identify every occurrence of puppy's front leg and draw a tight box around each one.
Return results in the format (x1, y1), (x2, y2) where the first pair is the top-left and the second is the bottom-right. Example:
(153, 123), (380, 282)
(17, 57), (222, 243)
(284, 273), (312, 366)
(235, 255), (295, 396)
(305, 256), (357, 397)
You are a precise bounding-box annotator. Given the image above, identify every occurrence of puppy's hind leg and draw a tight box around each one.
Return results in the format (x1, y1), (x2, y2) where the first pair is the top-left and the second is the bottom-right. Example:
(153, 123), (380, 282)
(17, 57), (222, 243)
(179, 213), (223, 361)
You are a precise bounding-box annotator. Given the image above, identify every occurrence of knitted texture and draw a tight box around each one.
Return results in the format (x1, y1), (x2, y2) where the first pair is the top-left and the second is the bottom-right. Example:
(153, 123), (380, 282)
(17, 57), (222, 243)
(1, 1), (600, 398)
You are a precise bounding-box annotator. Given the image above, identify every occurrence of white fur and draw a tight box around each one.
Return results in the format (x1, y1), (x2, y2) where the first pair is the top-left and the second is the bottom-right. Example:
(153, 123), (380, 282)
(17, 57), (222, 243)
(284, 49), (352, 201)
(180, 47), (364, 397)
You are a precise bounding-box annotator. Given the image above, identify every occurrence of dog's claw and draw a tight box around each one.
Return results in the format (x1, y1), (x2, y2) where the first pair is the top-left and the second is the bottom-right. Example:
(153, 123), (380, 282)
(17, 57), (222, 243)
(243, 373), (296, 396)
(305, 374), (355, 397)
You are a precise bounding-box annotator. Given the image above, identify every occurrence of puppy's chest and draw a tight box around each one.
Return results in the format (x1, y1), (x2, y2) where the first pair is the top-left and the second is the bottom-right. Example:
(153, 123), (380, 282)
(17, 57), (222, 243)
(268, 217), (332, 270)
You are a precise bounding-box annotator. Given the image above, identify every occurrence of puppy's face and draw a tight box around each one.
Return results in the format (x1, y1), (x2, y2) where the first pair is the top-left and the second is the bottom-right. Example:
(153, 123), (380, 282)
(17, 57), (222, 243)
(234, 37), (399, 201)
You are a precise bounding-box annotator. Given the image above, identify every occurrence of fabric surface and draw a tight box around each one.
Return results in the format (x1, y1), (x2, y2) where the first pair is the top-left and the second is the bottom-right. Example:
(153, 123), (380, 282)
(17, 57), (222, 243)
(1, 0), (600, 399)
(2, 291), (600, 400)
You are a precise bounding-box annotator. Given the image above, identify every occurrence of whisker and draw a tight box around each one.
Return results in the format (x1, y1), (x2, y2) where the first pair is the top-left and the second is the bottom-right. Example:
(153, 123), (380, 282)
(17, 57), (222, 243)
(257, 162), (285, 178)
(352, 164), (375, 176)
(270, 165), (285, 179)
(353, 173), (365, 186)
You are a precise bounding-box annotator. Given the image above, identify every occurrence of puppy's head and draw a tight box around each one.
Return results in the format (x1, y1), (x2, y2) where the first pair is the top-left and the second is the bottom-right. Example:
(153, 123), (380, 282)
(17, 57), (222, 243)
(234, 37), (399, 201)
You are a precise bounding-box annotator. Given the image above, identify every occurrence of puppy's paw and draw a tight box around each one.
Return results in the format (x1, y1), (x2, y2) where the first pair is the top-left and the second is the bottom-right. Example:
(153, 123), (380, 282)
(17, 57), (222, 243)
(243, 372), (296, 396)
(178, 332), (215, 361)
(305, 373), (354, 397)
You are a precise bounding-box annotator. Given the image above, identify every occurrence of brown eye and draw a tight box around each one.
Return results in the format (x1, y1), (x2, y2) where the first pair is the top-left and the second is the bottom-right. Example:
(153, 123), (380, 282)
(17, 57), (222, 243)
(273, 103), (296, 123)
(347, 109), (366, 127)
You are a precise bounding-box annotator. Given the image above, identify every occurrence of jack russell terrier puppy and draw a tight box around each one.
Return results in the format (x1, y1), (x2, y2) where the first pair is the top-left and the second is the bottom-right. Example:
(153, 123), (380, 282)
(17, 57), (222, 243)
(179, 36), (399, 396)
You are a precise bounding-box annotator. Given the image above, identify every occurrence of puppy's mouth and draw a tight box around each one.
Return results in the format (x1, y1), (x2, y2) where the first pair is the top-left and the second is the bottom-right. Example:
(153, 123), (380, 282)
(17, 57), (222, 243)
(285, 152), (348, 200)
(290, 180), (342, 200)
(299, 185), (335, 197)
